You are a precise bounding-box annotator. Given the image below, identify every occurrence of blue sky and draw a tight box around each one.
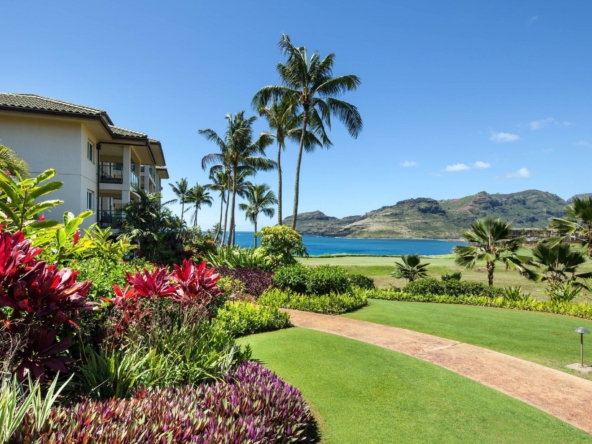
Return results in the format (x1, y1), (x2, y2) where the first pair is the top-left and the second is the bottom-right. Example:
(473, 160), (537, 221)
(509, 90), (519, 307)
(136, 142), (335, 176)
(1, 1), (591, 230)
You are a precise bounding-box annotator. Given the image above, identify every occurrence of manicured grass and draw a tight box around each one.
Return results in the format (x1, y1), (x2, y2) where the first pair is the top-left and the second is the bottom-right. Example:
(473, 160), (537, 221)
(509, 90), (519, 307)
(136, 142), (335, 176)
(299, 255), (592, 300)
(344, 299), (592, 379)
(239, 328), (592, 443)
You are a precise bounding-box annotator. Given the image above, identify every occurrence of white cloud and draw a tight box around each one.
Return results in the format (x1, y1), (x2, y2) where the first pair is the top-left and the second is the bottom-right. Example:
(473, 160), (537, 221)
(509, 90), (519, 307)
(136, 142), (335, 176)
(561, 121), (573, 127)
(528, 118), (553, 130)
(445, 163), (471, 172)
(400, 161), (417, 167)
(575, 140), (592, 147)
(490, 132), (520, 143)
(527, 16), (538, 25)
(506, 168), (531, 178)
(473, 161), (491, 169)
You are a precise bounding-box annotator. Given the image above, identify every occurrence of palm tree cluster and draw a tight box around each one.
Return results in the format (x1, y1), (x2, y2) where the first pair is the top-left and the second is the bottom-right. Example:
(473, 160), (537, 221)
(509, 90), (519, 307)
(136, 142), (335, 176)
(180, 33), (363, 247)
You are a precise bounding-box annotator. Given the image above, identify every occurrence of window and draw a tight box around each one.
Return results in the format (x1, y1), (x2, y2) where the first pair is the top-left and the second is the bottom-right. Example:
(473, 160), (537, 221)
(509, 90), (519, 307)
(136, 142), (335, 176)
(87, 140), (94, 163)
(87, 190), (94, 210)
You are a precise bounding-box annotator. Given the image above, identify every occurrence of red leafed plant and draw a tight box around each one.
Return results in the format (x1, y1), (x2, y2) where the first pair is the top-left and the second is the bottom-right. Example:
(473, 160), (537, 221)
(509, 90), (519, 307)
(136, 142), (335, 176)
(0, 229), (93, 380)
(170, 260), (221, 306)
(103, 261), (223, 340)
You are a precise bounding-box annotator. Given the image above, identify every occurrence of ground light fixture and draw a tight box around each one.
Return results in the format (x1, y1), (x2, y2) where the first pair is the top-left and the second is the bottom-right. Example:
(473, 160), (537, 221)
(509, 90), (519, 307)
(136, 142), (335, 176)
(575, 327), (590, 367)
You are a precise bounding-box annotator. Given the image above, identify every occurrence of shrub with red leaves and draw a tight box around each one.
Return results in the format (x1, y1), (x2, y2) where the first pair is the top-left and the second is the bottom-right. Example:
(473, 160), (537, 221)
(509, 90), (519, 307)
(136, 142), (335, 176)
(0, 230), (93, 380)
(217, 266), (273, 297)
(102, 260), (223, 339)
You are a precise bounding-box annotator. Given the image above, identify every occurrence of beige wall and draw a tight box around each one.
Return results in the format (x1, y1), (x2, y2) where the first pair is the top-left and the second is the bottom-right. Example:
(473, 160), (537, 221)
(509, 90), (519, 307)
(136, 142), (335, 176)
(0, 114), (99, 227)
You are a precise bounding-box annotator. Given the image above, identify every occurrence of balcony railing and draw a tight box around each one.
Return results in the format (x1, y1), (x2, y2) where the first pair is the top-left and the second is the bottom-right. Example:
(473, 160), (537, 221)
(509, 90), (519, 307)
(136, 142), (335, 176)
(98, 210), (126, 229)
(141, 165), (156, 182)
(99, 163), (123, 184)
(131, 171), (140, 189)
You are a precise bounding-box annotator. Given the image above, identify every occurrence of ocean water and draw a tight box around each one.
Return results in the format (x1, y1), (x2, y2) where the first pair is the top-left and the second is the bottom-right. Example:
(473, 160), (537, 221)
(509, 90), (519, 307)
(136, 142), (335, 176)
(233, 232), (465, 256)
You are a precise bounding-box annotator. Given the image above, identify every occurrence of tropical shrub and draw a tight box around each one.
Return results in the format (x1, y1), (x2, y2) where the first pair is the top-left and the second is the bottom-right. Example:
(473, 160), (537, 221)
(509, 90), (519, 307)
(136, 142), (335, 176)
(215, 301), (291, 337)
(0, 230), (93, 380)
(501, 286), (532, 302)
(14, 362), (314, 443)
(217, 276), (247, 300)
(1, 375), (69, 443)
(272, 264), (308, 294)
(257, 225), (308, 267)
(545, 281), (582, 302)
(217, 266), (273, 297)
(441, 272), (462, 281)
(349, 274), (376, 290)
(273, 264), (352, 296)
(391, 254), (429, 282)
(404, 278), (503, 298)
(364, 289), (592, 321)
(259, 288), (367, 315)
(207, 246), (273, 271)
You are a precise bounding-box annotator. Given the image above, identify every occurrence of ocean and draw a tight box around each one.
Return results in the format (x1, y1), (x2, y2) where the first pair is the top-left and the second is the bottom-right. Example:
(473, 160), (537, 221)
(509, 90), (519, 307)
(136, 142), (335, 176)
(233, 232), (465, 256)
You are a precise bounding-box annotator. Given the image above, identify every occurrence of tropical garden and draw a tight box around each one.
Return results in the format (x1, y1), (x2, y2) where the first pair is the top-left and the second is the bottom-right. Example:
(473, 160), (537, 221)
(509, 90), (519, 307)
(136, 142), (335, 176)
(2, 33), (592, 443)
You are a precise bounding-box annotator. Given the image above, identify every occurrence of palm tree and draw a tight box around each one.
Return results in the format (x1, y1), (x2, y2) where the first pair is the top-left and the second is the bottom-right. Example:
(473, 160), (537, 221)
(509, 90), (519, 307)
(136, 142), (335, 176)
(169, 178), (189, 223)
(253, 34), (363, 230)
(239, 184), (277, 247)
(0, 143), (29, 178)
(185, 183), (213, 227)
(200, 112), (275, 246)
(258, 100), (322, 225)
(524, 242), (592, 286)
(454, 218), (527, 287)
(390, 254), (430, 283)
(549, 196), (592, 257)
(208, 170), (229, 244)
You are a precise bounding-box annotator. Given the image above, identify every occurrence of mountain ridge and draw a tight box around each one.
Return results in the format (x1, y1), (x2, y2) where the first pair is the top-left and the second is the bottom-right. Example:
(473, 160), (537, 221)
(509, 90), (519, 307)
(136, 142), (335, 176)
(283, 190), (581, 239)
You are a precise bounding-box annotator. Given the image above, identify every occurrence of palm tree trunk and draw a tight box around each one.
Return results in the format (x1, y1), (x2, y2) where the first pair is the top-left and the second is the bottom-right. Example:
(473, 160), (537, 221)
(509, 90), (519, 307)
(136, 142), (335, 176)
(181, 199), (185, 224)
(194, 206), (198, 227)
(222, 188), (230, 245)
(215, 195), (224, 243)
(254, 219), (258, 248)
(487, 260), (495, 287)
(292, 108), (309, 230)
(277, 143), (282, 225)
(228, 170), (237, 246)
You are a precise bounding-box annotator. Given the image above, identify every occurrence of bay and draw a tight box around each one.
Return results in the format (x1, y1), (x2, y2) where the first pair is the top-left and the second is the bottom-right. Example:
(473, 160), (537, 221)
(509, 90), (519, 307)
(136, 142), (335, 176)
(234, 232), (466, 256)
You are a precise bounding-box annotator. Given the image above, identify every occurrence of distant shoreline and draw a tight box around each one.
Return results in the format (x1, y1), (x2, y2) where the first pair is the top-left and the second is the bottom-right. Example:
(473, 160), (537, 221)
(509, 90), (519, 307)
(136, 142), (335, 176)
(235, 231), (465, 242)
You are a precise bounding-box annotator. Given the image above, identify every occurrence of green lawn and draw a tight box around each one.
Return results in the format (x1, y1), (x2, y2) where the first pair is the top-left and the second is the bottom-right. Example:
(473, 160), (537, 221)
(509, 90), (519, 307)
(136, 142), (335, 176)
(299, 255), (592, 300)
(239, 328), (592, 443)
(344, 299), (592, 379)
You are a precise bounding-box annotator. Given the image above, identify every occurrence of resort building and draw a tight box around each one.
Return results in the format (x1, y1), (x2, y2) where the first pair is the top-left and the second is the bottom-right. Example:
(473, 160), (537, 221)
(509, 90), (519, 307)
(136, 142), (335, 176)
(0, 93), (169, 229)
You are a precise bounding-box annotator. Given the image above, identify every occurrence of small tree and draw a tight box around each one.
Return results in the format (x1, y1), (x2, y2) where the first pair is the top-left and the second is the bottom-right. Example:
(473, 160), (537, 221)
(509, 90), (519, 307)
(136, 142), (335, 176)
(454, 217), (527, 287)
(549, 196), (592, 257)
(524, 242), (592, 286)
(391, 254), (429, 283)
(239, 184), (277, 247)
(257, 225), (307, 268)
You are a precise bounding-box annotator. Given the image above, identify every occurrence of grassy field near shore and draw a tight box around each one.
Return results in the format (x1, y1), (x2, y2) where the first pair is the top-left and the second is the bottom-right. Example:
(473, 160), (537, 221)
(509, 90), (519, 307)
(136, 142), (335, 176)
(298, 253), (592, 300)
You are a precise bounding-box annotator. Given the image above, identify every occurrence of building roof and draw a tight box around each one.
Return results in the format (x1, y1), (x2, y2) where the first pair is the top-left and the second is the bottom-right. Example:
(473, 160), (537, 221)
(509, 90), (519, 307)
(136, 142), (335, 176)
(109, 125), (147, 138)
(0, 93), (113, 124)
(0, 93), (167, 169)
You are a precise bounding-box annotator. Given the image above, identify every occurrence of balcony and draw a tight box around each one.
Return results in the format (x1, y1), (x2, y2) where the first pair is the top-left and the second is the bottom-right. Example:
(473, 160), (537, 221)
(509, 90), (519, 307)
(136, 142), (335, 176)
(99, 162), (123, 184)
(141, 165), (156, 182)
(131, 170), (139, 189)
(98, 209), (126, 229)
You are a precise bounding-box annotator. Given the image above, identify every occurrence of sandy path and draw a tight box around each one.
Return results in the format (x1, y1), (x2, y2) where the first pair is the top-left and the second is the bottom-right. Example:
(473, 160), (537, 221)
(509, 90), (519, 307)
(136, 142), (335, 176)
(285, 309), (592, 434)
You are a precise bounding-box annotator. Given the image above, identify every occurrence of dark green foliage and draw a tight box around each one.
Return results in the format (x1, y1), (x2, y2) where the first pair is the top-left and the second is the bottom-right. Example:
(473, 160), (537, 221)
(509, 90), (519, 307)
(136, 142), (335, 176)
(349, 274), (376, 290)
(391, 254), (429, 282)
(259, 288), (367, 315)
(272, 264), (309, 294)
(441, 272), (462, 281)
(364, 288), (592, 321)
(215, 301), (291, 337)
(273, 264), (352, 295)
(404, 278), (503, 298)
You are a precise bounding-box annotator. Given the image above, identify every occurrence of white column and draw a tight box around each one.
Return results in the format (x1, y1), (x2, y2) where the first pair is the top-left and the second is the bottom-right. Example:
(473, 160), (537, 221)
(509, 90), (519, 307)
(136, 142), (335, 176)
(122, 146), (131, 205)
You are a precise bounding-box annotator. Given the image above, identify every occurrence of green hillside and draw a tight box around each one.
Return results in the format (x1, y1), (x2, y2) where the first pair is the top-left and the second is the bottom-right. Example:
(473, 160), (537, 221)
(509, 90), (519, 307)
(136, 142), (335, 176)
(283, 190), (569, 239)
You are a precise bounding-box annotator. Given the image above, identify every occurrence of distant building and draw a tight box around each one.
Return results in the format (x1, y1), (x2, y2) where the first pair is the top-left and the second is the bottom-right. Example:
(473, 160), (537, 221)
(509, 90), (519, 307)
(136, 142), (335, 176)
(0, 93), (169, 229)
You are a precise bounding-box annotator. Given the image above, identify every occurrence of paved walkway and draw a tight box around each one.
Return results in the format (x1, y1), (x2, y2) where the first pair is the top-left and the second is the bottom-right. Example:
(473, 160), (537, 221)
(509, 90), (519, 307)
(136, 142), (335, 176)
(285, 309), (592, 434)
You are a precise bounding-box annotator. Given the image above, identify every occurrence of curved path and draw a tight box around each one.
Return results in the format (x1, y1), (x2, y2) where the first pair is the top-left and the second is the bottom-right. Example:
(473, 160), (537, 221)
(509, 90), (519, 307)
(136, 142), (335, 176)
(285, 309), (592, 435)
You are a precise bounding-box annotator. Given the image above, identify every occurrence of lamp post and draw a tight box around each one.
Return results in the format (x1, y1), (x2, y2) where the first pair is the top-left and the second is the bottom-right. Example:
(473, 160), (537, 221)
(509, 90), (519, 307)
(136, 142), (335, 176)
(575, 327), (590, 367)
